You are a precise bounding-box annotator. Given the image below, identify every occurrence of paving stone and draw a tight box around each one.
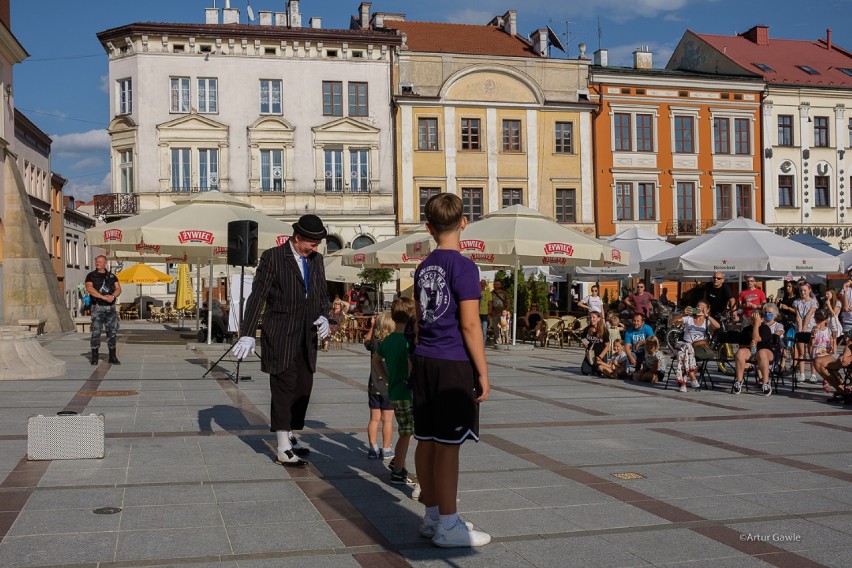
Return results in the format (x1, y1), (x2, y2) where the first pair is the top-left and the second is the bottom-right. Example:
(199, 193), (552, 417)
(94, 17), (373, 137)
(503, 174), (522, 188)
(508, 535), (651, 567)
(115, 526), (232, 561)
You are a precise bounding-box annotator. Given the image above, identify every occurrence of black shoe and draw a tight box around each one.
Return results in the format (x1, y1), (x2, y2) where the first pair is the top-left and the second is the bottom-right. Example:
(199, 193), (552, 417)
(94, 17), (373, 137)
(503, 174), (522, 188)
(108, 349), (121, 365)
(90, 350), (99, 365)
(289, 436), (310, 456)
(275, 449), (308, 468)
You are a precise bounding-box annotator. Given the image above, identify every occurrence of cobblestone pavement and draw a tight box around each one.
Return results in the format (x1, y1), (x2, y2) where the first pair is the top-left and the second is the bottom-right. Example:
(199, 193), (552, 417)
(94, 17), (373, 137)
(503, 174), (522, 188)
(0, 323), (850, 567)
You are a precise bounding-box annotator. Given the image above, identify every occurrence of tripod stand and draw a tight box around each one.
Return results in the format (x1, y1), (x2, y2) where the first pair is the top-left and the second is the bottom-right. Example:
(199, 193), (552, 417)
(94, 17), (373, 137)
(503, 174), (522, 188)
(203, 265), (251, 384)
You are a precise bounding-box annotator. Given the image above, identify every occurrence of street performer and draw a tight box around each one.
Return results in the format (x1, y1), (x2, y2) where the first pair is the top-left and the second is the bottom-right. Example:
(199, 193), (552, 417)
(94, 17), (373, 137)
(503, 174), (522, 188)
(85, 254), (122, 365)
(232, 214), (331, 467)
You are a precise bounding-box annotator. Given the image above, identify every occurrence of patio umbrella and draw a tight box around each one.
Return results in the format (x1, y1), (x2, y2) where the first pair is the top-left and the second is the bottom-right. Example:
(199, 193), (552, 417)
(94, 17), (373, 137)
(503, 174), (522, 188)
(86, 191), (294, 343)
(789, 233), (842, 257)
(640, 217), (844, 281)
(116, 264), (174, 320)
(174, 264), (195, 310)
(571, 227), (675, 281)
(324, 251), (364, 283)
(408, 205), (629, 344)
(341, 225), (429, 268)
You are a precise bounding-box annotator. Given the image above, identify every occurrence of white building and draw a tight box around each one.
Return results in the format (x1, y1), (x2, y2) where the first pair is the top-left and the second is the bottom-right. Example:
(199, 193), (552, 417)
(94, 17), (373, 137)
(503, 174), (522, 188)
(95, 1), (401, 260)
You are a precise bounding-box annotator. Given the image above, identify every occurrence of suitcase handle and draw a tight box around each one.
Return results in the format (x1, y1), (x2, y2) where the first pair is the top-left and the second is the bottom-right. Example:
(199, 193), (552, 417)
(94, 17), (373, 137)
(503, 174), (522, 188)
(56, 411), (78, 416)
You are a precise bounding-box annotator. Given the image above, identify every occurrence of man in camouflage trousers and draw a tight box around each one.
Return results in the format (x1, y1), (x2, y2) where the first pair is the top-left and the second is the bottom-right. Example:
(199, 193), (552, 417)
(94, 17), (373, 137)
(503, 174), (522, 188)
(85, 255), (122, 365)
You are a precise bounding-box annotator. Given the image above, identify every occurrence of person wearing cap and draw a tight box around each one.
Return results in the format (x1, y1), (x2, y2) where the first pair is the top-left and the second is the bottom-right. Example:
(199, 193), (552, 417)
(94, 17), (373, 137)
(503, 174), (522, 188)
(232, 214), (331, 468)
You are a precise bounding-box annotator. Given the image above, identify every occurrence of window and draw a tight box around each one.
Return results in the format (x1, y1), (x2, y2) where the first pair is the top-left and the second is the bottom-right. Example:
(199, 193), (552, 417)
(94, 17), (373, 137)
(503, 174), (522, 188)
(714, 117), (730, 154)
(461, 188), (483, 222)
(839, 68), (852, 77)
(676, 182), (695, 233)
(614, 113), (631, 151)
(814, 117), (829, 147)
(170, 77), (190, 113)
(555, 122), (573, 153)
(419, 187), (441, 221)
(797, 65), (819, 75)
(637, 183), (655, 220)
(352, 235), (374, 250)
(198, 149), (219, 190)
(778, 175), (794, 207)
(636, 114), (653, 152)
(260, 79), (282, 114)
(324, 149), (343, 192)
(350, 149), (369, 193)
(326, 236), (343, 253)
(736, 184), (752, 218)
(119, 149), (133, 193)
(674, 116), (694, 153)
(322, 81), (342, 116)
(778, 115), (793, 146)
(460, 118), (481, 151)
(260, 149), (283, 192)
(418, 118), (439, 150)
(849, 118), (852, 146)
(117, 78), (132, 115)
(616, 182), (633, 220)
(170, 148), (191, 191)
(815, 176), (830, 207)
(348, 82), (368, 117)
(502, 119), (522, 151)
(753, 63), (775, 72)
(197, 78), (218, 113)
(555, 188), (576, 223)
(716, 184), (732, 220)
(734, 118), (750, 154)
(502, 188), (522, 208)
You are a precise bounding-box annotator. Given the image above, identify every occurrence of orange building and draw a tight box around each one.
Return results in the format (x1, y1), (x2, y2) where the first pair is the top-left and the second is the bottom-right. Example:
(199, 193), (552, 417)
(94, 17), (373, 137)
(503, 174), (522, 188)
(590, 48), (764, 241)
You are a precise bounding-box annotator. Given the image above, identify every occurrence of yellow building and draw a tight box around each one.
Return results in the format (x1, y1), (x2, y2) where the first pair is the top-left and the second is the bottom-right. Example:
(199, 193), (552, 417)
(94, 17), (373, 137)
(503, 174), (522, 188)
(364, 8), (594, 233)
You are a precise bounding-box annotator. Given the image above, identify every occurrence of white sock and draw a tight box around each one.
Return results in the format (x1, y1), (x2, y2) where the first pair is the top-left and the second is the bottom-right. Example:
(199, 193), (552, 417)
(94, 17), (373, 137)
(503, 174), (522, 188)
(426, 506), (439, 521)
(370, 443), (379, 452)
(276, 431), (291, 453)
(439, 513), (460, 530)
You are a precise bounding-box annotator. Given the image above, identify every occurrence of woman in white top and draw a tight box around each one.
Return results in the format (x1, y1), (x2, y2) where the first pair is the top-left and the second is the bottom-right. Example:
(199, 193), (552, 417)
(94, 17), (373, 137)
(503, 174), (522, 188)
(578, 285), (605, 316)
(670, 300), (720, 393)
(793, 281), (819, 383)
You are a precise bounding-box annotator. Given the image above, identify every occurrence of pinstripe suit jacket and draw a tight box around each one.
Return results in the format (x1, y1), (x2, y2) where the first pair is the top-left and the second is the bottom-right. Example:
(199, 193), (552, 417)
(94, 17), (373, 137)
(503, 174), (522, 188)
(240, 244), (329, 375)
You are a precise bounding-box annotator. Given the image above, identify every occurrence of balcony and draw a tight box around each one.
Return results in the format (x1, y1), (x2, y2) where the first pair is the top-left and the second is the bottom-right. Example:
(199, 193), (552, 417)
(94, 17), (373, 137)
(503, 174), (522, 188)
(665, 219), (716, 239)
(94, 193), (138, 218)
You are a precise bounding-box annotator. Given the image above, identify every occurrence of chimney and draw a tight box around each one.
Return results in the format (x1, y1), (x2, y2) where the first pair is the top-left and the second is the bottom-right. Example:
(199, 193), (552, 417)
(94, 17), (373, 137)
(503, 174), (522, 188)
(287, 0), (301, 28)
(309, 17), (321, 29)
(223, 8), (240, 25)
(827, 28), (832, 50)
(742, 25), (769, 46)
(531, 29), (548, 57)
(274, 12), (287, 26)
(593, 48), (608, 66)
(259, 11), (273, 26)
(359, 2), (372, 30)
(502, 10), (517, 36)
(205, 7), (219, 25)
(633, 46), (652, 69)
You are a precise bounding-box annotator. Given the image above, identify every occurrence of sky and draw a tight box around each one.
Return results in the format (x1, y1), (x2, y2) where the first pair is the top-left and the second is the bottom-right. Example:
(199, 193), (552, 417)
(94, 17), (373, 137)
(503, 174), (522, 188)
(9, 0), (852, 203)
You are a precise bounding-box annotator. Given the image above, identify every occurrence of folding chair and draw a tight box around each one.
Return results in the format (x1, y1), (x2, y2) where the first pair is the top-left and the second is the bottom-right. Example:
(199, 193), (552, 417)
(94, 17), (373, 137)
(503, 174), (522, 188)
(743, 339), (786, 393)
(697, 330), (742, 390)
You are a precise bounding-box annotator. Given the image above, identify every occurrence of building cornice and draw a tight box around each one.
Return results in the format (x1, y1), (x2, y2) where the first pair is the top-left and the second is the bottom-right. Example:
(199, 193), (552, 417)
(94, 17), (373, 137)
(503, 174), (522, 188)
(0, 20), (29, 63)
(590, 69), (764, 92)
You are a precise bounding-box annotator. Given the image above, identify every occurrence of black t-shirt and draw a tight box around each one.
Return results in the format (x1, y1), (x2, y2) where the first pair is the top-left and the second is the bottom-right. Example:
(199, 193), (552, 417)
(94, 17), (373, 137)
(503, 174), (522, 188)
(85, 270), (119, 306)
(738, 323), (773, 351)
(584, 327), (607, 356)
(705, 283), (733, 317)
(527, 312), (542, 329)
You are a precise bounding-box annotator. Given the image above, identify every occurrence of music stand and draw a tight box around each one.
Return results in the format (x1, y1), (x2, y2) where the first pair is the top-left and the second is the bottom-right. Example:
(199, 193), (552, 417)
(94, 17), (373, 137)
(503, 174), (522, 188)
(203, 266), (254, 384)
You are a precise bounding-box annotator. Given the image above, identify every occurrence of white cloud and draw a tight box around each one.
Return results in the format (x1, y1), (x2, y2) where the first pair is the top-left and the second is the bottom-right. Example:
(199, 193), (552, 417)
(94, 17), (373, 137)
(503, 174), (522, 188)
(99, 74), (109, 94)
(604, 41), (676, 67)
(70, 156), (105, 170)
(63, 173), (110, 203)
(50, 129), (109, 156)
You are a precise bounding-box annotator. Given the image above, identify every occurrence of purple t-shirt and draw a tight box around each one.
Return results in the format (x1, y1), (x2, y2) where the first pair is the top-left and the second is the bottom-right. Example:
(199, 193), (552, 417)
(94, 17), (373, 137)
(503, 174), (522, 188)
(414, 249), (480, 361)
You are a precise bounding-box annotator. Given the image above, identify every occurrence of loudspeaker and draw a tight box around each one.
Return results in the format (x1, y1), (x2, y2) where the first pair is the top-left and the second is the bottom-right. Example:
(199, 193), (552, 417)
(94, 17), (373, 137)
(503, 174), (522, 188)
(227, 220), (258, 266)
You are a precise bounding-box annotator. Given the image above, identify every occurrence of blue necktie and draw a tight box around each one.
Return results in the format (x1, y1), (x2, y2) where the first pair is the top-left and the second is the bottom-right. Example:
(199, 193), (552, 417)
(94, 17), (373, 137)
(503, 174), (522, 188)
(301, 256), (309, 296)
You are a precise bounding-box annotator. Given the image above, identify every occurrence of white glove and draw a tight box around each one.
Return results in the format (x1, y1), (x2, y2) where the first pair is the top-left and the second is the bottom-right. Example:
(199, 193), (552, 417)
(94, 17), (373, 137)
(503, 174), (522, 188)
(314, 316), (330, 339)
(232, 336), (256, 360)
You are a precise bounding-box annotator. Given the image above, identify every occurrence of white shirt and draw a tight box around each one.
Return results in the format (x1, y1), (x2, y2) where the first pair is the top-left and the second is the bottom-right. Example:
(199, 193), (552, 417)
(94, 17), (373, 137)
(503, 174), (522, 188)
(289, 241), (308, 282)
(582, 295), (604, 314)
(682, 316), (709, 344)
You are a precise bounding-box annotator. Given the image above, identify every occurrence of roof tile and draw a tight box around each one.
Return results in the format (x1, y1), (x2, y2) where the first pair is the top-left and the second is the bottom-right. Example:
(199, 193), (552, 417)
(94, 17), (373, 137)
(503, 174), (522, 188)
(385, 20), (538, 58)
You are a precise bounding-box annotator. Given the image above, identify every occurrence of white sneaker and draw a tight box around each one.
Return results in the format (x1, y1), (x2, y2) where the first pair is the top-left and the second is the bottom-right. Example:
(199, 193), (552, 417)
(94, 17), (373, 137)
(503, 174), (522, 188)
(419, 517), (473, 538)
(432, 518), (491, 547)
(690, 379), (701, 389)
(679, 384), (688, 393)
(808, 374), (819, 384)
(411, 482), (422, 501)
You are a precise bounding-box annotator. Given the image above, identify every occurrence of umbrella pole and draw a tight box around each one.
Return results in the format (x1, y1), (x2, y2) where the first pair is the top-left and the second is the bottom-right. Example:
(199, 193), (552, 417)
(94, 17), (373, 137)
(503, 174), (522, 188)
(138, 284), (142, 320)
(207, 250), (214, 345)
(195, 263), (201, 332)
(512, 256), (519, 346)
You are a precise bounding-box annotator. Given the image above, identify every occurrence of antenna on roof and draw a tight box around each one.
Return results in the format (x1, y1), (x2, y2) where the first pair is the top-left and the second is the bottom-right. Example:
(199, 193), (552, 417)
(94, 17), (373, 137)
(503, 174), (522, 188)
(597, 17), (603, 51)
(246, 0), (255, 22)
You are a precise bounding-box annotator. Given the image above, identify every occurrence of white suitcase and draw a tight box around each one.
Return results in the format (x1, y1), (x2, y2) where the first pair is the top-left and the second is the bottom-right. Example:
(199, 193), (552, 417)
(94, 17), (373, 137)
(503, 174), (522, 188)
(27, 412), (105, 460)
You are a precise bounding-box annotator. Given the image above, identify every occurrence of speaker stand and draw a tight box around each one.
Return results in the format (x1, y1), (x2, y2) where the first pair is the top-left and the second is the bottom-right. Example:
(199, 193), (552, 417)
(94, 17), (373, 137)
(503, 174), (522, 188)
(203, 266), (252, 384)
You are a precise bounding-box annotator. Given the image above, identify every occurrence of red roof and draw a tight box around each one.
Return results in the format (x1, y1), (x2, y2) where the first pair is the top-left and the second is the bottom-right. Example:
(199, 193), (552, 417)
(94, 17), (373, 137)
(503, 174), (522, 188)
(384, 20), (538, 58)
(696, 31), (852, 88)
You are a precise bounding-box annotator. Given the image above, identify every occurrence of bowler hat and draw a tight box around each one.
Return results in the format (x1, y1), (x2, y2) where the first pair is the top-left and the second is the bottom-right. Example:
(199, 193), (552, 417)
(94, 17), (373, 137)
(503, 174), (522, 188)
(292, 214), (327, 240)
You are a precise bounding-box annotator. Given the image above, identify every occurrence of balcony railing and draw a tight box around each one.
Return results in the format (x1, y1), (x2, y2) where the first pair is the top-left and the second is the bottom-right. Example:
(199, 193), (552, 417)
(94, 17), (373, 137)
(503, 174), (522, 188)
(169, 186), (218, 193)
(94, 193), (138, 217)
(664, 219), (716, 237)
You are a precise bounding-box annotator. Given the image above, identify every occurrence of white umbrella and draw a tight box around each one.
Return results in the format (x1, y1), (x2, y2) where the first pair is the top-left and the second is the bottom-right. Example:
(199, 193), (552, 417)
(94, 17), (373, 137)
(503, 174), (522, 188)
(341, 225), (429, 268)
(324, 251), (365, 283)
(86, 191), (294, 343)
(570, 227), (675, 281)
(640, 217), (844, 280)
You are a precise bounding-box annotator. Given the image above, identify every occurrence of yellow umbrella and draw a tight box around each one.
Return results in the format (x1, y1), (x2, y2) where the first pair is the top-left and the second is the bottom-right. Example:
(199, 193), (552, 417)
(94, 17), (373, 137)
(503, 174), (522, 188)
(174, 263), (195, 310)
(116, 264), (174, 320)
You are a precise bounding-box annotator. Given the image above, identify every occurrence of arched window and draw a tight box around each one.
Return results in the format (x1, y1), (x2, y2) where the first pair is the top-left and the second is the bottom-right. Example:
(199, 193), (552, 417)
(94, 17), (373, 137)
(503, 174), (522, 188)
(352, 235), (375, 250)
(326, 235), (342, 253)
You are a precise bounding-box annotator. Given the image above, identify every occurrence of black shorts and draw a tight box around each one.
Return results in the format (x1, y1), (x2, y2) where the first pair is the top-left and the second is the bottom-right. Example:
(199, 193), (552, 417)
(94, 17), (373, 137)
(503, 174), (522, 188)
(412, 355), (479, 445)
(368, 393), (393, 411)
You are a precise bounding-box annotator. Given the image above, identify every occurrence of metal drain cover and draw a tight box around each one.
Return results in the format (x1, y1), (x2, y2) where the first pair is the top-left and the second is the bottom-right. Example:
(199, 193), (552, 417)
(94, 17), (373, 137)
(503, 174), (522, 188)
(93, 507), (122, 515)
(611, 472), (645, 480)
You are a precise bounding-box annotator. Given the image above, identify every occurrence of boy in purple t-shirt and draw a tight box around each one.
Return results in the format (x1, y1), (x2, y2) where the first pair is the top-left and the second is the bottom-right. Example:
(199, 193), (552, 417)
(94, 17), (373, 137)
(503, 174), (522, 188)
(412, 193), (491, 548)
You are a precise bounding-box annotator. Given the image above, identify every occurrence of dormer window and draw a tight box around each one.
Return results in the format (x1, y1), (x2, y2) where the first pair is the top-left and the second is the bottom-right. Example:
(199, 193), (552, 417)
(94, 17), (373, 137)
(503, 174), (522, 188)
(797, 65), (820, 75)
(838, 67), (852, 76)
(753, 63), (774, 72)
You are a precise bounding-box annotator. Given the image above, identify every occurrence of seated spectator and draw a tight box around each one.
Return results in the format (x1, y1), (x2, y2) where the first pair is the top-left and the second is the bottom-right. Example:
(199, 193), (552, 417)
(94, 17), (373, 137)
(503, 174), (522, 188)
(524, 303), (543, 337)
(732, 311), (775, 396)
(624, 313), (655, 376)
(634, 336), (664, 383)
(580, 310), (610, 375)
(670, 300), (719, 392)
(598, 339), (628, 379)
(810, 309), (835, 359)
(813, 343), (852, 401)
